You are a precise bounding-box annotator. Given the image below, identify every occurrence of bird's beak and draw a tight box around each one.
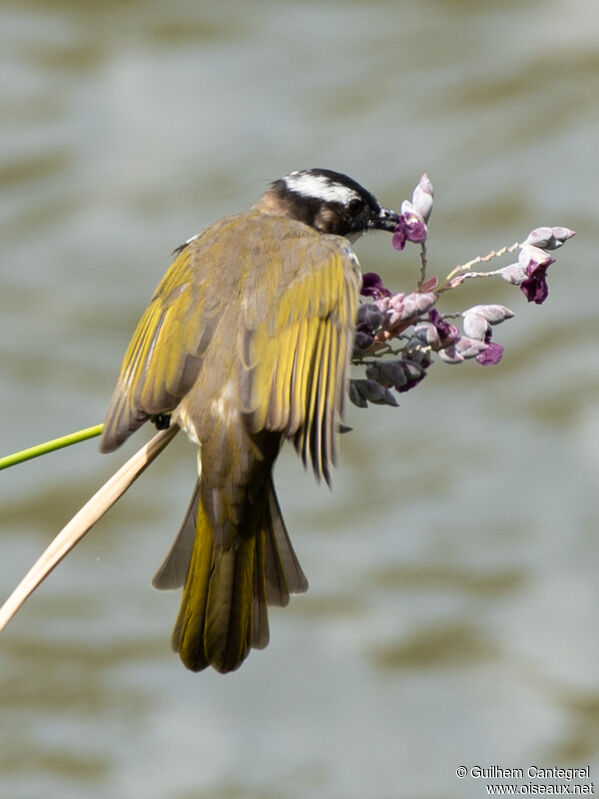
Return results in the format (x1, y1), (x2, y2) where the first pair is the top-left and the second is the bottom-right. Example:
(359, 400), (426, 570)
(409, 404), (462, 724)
(370, 206), (400, 233)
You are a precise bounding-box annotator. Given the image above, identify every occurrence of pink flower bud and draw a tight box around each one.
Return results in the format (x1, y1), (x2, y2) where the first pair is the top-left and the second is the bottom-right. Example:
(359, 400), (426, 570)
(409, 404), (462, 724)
(384, 293), (406, 326)
(373, 295), (393, 314)
(525, 226), (575, 250)
(438, 345), (464, 364)
(454, 336), (488, 358)
(399, 292), (437, 320)
(549, 227), (575, 247)
(424, 324), (441, 349)
(387, 293), (406, 312)
(498, 263), (527, 285)
(411, 174), (434, 222)
(462, 313), (489, 340)
(465, 304), (514, 325)
(518, 244), (555, 273)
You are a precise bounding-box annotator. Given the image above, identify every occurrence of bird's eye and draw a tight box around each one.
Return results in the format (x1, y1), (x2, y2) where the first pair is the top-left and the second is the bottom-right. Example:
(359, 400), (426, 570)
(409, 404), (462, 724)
(348, 198), (365, 214)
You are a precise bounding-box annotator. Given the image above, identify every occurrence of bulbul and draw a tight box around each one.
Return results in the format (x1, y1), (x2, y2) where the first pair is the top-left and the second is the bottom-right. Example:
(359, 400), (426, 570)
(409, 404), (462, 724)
(100, 168), (399, 673)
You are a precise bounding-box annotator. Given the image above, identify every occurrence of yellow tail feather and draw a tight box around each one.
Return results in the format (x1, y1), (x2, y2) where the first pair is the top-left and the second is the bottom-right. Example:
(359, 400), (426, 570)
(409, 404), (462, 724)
(171, 478), (307, 673)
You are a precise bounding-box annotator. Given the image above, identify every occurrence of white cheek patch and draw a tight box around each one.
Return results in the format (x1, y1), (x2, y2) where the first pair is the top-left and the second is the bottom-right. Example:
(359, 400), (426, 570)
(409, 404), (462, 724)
(284, 172), (360, 205)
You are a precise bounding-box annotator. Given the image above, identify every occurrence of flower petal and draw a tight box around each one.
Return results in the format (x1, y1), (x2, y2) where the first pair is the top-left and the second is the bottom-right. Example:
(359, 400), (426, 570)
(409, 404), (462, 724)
(361, 272), (392, 298)
(476, 341), (504, 365)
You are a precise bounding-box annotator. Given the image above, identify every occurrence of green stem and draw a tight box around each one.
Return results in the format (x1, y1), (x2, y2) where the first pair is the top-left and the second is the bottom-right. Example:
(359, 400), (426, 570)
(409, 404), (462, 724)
(0, 424), (104, 471)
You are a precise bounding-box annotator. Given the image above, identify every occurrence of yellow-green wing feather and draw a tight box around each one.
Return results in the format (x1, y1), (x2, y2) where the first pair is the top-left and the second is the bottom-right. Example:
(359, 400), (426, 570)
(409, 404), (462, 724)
(101, 244), (215, 452)
(240, 238), (361, 483)
(102, 212), (361, 471)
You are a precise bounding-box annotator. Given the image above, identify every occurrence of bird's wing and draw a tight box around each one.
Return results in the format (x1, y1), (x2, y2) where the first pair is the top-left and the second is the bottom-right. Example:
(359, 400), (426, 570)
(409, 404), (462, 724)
(100, 232), (225, 452)
(240, 235), (361, 484)
(101, 212), (361, 477)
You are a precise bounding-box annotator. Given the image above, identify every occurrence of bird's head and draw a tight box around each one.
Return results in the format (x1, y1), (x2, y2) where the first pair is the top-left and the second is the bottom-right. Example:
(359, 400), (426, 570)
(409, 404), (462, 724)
(256, 168), (400, 242)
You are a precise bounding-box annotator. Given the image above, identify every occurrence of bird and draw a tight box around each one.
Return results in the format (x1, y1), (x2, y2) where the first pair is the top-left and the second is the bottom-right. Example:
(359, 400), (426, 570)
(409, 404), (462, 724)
(100, 168), (400, 673)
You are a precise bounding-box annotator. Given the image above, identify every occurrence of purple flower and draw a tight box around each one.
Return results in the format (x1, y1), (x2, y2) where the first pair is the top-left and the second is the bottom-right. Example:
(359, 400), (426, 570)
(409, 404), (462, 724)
(395, 370), (425, 393)
(349, 378), (398, 408)
(361, 272), (392, 299)
(520, 265), (550, 304)
(428, 309), (459, 347)
(392, 224), (407, 251)
(357, 303), (385, 332)
(392, 202), (428, 251)
(476, 341), (504, 365)
(518, 245), (556, 305)
(475, 330), (504, 366)
(365, 359), (425, 392)
(353, 330), (375, 354)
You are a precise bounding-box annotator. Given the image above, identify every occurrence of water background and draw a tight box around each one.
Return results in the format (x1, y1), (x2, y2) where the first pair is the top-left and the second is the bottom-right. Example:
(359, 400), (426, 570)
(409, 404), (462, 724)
(1, 2), (599, 797)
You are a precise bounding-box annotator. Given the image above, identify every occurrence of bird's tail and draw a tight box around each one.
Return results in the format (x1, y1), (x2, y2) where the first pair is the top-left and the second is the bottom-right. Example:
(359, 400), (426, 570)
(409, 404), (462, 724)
(153, 477), (308, 673)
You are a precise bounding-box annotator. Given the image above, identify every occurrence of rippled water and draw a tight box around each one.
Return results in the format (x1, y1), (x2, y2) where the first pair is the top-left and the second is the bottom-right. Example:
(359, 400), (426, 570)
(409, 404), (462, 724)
(1, 2), (599, 798)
